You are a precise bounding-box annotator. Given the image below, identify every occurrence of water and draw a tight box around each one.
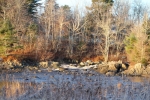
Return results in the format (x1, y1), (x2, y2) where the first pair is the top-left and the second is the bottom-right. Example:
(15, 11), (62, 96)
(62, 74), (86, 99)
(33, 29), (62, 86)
(0, 70), (150, 100)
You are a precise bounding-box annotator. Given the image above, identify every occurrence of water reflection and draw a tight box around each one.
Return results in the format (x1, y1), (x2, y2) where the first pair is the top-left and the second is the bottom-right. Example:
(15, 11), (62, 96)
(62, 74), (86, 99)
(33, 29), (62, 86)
(128, 76), (150, 83)
(0, 81), (41, 99)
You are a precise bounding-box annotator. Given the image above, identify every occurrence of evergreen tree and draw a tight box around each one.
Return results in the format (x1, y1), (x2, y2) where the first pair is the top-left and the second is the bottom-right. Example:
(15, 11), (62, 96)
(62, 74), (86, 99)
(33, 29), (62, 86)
(0, 20), (22, 55)
(26, 0), (41, 16)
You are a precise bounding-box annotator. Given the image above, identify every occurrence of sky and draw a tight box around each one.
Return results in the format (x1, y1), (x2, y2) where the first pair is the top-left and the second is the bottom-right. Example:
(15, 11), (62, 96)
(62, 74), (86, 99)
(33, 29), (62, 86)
(56, 0), (92, 9)
(141, 0), (150, 6)
(39, 0), (150, 8)
(38, 0), (150, 14)
(56, 0), (150, 8)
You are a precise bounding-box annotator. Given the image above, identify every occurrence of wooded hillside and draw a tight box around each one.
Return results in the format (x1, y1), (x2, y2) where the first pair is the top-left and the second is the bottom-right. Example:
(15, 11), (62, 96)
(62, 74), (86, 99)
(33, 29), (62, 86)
(0, 0), (150, 65)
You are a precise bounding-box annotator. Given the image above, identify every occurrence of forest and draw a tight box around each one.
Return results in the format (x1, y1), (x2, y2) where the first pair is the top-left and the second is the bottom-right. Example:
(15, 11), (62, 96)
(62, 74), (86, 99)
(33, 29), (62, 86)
(0, 0), (150, 65)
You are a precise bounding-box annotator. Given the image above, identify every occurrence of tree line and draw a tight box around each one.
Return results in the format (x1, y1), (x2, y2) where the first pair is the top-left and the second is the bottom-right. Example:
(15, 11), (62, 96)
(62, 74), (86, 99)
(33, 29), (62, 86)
(0, 0), (150, 64)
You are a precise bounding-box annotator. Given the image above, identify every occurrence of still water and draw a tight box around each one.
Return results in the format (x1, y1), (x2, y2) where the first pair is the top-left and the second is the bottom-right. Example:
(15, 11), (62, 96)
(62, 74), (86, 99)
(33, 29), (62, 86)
(0, 71), (150, 100)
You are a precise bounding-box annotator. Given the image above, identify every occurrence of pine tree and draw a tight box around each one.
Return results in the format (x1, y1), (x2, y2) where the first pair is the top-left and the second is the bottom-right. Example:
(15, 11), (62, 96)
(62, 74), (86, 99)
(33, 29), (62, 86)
(0, 20), (22, 55)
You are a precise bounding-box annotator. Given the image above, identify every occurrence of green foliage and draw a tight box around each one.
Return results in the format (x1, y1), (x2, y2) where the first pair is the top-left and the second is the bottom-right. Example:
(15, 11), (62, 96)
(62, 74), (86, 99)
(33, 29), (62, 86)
(143, 19), (150, 38)
(124, 33), (150, 63)
(141, 58), (148, 66)
(124, 34), (137, 53)
(0, 20), (14, 35)
(124, 33), (140, 62)
(25, 0), (40, 15)
(0, 20), (22, 55)
(92, 0), (114, 5)
(28, 23), (37, 32)
(26, 23), (38, 43)
(62, 5), (71, 11)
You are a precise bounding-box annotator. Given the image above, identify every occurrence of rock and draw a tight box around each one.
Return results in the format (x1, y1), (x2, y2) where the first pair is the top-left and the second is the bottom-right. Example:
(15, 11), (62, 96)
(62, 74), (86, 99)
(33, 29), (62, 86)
(47, 67), (52, 72)
(142, 69), (148, 76)
(86, 60), (93, 65)
(53, 68), (59, 71)
(96, 64), (109, 74)
(127, 67), (135, 75)
(145, 66), (150, 75)
(52, 61), (59, 65)
(114, 63), (122, 73)
(107, 61), (129, 74)
(106, 72), (115, 76)
(13, 60), (22, 67)
(2, 62), (13, 69)
(121, 70), (128, 75)
(38, 70), (41, 72)
(51, 61), (59, 69)
(28, 66), (38, 71)
(127, 63), (144, 76)
(58, 67), (65, 72)
(2, 59), (22, 70)
(134, 63), (144, 75)
(122, 63), (129, 70)
(100, 66), (109, 74)
(108, 62), (116, 72)
(39, 61), (49, 68)
(80, 62), (85, 66)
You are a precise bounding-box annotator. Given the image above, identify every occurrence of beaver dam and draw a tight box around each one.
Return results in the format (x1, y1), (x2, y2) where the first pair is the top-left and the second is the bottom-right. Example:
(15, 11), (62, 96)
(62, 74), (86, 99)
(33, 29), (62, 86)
(0, 69), (150, 100)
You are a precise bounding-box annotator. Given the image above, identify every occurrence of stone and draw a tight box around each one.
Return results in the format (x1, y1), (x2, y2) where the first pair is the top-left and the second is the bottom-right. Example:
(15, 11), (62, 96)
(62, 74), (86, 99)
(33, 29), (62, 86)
(145, 67), (150, 75)
(128, 67), (135, 75)
(142, 69), (148, 76)
(39, 61), (49, 68)
(86, 60), (93, 65)
(122, 63), (129, 70)
(106, 72), (115, 76)
(127, 63), (144, 76)
(96, 64), (109, 74)
(52, 61), (59, 65)
(29, 66), (38, 71)
(58, 67), (65, 72)
(134, 63), (144, 76)
(114, 63), (122, 73)
(108, 62), (116, 72)
(38, 70), (41, 72)
(80, 62), (85, 66)
(121, 70), (129, 75)
(51, 61), (59, 68)
(47, 67), (52, 72)
(100, 66), (109, 74)
(107, 61), (129, 74)
(13, 60), (22, 67)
